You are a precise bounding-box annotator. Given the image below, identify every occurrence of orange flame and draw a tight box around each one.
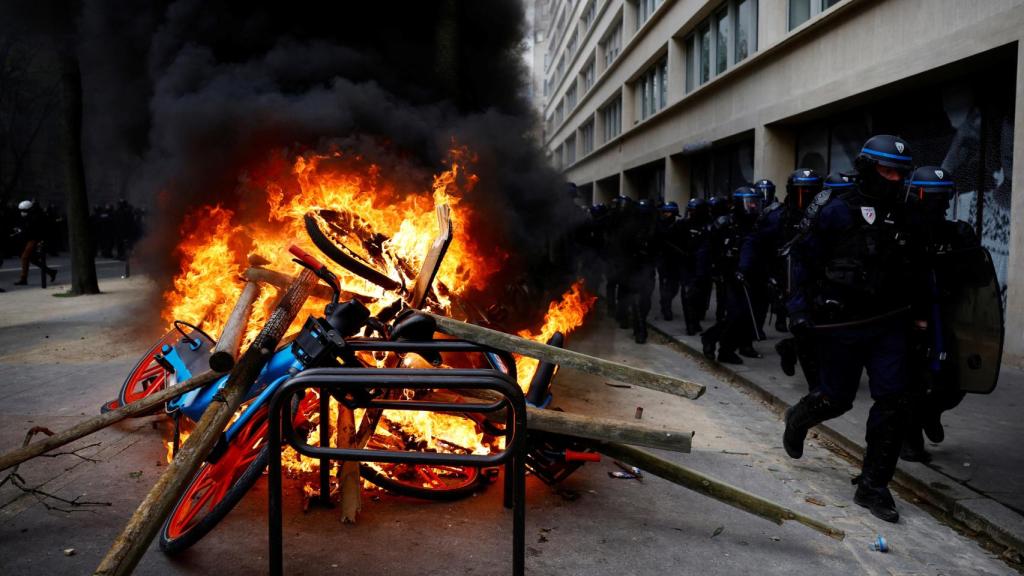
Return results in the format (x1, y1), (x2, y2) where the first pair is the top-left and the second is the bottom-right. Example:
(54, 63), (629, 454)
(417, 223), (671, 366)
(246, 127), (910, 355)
(515, 280), (597, 387)
(157, 147), (591, 479)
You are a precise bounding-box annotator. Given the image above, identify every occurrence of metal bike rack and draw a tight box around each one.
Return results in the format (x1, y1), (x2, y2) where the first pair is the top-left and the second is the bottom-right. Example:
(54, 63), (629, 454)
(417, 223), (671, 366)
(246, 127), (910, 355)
(267, 360), (528, 576)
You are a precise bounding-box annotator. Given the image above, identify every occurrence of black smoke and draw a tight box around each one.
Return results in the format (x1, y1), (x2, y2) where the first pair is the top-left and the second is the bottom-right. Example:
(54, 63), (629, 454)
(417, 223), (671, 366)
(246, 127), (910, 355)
(78, 1), (580, 312)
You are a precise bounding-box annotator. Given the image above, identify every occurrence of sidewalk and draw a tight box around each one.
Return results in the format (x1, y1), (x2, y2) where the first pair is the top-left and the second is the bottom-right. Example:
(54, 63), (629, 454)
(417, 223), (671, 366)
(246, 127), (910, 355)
(647, 293), (1024, 559)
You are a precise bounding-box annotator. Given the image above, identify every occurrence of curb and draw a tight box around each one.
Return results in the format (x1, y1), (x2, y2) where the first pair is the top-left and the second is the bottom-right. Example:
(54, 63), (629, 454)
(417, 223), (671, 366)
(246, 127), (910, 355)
(647, 321), (1024, 559)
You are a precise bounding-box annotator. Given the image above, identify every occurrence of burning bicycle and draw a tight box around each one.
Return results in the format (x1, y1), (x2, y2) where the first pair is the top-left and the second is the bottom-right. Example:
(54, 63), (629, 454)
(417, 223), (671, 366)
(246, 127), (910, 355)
(101, 156), (600, 554)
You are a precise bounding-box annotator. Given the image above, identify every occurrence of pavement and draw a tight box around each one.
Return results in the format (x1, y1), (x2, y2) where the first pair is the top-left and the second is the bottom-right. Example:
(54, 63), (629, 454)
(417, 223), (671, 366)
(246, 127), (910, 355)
(0, 274), (1019, 574)
(0, 253), (133, 290)
(648, 286), (1024, 565)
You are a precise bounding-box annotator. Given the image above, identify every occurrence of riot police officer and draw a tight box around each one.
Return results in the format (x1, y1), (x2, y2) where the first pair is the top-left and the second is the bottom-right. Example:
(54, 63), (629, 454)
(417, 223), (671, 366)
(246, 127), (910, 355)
(900, 166), (979, 462)
(623, 198), (657, 343)
(655, 201), (683, 321)
(783, 135), (922, 523)
(707, 195), (731, 322)
(607, 195), (634, 325)
(765, 169), (824, 390)
(577, 203), (610, 299)
(681, 198), (711, 335)
(701, 187), (763, 363)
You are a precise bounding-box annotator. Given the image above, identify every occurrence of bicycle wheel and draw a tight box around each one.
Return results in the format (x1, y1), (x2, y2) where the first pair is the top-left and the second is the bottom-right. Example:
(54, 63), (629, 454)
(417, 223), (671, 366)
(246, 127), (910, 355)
(359, 461), (488, 501)
(116, 330), (177, 413)
(159, 404), (273, 555)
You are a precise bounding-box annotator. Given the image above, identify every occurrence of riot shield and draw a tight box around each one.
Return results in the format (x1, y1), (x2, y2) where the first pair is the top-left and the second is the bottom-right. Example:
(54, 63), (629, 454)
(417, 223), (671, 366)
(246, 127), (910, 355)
(938, 246), (1004, 394)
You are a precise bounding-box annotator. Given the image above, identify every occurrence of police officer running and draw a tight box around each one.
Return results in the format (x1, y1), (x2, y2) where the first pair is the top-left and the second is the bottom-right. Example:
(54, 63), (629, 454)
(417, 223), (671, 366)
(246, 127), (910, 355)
(783, 135), (922, 523)
(900, 166), (979, 463)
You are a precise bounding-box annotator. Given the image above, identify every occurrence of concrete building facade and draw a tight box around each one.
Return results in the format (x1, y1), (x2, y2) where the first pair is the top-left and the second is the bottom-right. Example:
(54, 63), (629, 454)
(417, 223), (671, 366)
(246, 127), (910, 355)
(538, 0), (1024, 365)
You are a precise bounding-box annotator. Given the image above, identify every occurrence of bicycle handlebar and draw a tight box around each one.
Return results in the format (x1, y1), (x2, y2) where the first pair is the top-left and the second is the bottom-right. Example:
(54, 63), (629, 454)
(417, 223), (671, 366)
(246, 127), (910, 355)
(289, 245), (323, 270)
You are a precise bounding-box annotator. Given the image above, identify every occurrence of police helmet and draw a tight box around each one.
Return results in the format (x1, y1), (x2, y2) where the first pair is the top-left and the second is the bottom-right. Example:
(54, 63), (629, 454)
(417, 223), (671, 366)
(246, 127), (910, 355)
(732, 186), (762, 215)
(18, 200), (33, 211)
(589, 203), (609, 218)
(659, 201), (680, 216)
(855, 135), (913, 200)
(708, 195), (730, 217)
(785, 169), (823, 210)
(906, 166), (955, 219)
(686, 197), (707, 211)
(823, 171), (857, 191)
(636, 198), (654, 213)
(753, 179), (776, 204)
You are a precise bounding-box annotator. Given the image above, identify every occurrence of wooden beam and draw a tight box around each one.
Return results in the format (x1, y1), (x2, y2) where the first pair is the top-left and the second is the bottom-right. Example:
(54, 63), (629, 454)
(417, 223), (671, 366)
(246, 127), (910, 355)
(208, 281), (260, 372)
(423, 312), (705, 400)
(527, 408), (692, 453)
(0, 370), (221, 473)
(591, 441), (845, 540)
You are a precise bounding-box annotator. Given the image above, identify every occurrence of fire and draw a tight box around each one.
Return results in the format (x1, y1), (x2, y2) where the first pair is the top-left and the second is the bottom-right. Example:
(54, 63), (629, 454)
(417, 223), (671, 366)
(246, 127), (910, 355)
(515, 280), (598, 387)
(162, 147), (502, 341)
(157, 146), (593, 484)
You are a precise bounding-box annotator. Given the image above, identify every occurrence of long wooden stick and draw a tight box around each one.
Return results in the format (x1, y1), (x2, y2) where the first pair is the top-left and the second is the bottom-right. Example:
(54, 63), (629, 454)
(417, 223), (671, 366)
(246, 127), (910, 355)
(452, 390), (694, 453)
(527, 408), (692, 453)
(208, 281), (260, 372)
(0, 370), (220, 473)
(591, 442), (845, 540)
(423, 312), (705, 399)
(243, 266), (339, 301)
(95, 269), (317, 576)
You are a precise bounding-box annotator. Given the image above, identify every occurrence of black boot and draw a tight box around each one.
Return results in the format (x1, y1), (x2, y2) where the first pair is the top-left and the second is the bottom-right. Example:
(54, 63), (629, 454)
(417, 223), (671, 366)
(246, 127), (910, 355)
(853, 481), (900, 523)
(855, 397), (907, 523)
(686, 323), (702, 336)
(717, 349), (743, 364)
(661, 306), (673, 321)
(700, 331), (716, 359)
(738, 345), (762, 359)
(783, 392), (848, 459)
(922, 411), (944, 444)
(900, 426), (931, 463)
(776, 339), (797, 376)
(47, 268), (57, 283)
(775, 316), (788, 333)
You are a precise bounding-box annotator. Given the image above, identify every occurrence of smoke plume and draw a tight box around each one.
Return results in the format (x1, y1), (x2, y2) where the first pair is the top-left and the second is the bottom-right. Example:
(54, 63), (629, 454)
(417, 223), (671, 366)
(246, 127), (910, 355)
(78, 1), (580, 311)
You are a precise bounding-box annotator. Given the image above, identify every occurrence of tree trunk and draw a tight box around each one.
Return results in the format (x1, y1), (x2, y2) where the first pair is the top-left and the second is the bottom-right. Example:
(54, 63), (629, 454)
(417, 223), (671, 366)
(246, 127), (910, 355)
(57, 47), (98, 295)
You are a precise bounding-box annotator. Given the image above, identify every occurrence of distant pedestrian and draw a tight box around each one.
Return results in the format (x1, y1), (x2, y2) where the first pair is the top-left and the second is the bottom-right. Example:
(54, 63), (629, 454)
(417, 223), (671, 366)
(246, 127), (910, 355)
(13, 200), (57, 286)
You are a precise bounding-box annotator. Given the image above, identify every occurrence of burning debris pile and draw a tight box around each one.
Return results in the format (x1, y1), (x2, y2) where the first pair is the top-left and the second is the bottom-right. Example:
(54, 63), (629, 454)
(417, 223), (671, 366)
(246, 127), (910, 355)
(157, 147), (597, 484)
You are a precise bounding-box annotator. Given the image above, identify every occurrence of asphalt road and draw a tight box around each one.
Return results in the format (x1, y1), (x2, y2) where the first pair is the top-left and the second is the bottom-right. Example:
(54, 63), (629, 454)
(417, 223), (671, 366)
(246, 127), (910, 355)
(0, 277), (1015, 575)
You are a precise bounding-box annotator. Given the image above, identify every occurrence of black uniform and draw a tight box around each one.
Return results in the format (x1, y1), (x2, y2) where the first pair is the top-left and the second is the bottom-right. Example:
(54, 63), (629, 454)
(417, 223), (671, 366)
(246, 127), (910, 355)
(783, 135), (924, 524)
(900, 166), (979, 463)
(622, 200), (657, 343)
(680, 199), (711, 335)
(655, 202), (683, 321)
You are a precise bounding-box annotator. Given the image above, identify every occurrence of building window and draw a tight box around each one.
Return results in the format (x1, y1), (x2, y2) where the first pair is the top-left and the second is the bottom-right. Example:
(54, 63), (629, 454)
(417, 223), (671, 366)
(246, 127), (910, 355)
(789, 0), (841, 30)
(581, 56), (596, 93)
(567, 30), (578, 58)
(580, 120), (595, 156)
(636, 0), (662, 30)
(700, 24), (711, 85)
(638, 56), (668, 120)
(564, 134), (577, 166)
(601, 97), (622, 142)
(556, 54), (565, 83)
(581, 0), (596, 33)
(685, 0), (757, 93)
(715, 8), (729, 75)
(600, 19), (623, 70)
(555, 101), (564, 125)
(735, 0), (753, 62)
(565, 83), (577, 112)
